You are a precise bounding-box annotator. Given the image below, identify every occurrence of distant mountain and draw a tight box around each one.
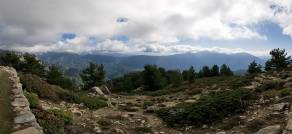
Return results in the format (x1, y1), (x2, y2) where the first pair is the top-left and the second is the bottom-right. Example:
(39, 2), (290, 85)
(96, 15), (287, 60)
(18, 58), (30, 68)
(38, 51), (265, 79)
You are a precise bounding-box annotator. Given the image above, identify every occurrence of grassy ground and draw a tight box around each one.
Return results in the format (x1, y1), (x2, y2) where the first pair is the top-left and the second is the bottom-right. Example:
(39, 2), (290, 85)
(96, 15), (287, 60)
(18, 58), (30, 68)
(0, 70), (13, 134)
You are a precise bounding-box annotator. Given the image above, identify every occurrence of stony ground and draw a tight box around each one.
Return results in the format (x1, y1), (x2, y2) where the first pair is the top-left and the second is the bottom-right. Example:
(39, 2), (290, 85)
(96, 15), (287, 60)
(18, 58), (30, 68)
(38, 71), (292, 134)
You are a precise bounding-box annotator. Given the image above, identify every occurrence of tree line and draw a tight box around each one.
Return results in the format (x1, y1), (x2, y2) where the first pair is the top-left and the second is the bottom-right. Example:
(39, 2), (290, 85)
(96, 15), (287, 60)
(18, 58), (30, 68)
(1, 48), (291, 92)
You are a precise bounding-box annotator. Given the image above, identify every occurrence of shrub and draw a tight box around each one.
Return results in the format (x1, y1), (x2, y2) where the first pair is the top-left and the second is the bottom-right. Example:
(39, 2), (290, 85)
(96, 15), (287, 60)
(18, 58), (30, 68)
(32, 108), (65, 134)
(156, 89), (256, 127)
(49, 109), (73, 125)
(73, 94), (108, 110)
(143, 101), (154, 109)
(20, 73), (107, 110)
(280, 88), (292, 97)
(255, 80), (284, 92)
(24, 91), (39, 108)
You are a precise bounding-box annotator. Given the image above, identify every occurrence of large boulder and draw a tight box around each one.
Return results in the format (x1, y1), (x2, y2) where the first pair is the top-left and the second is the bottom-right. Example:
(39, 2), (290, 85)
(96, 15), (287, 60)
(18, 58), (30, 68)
(255, 125), (281, 134)
(100, 85), (111, 95)
(284, 82), (292, 88)
(91, 87), (104, 96)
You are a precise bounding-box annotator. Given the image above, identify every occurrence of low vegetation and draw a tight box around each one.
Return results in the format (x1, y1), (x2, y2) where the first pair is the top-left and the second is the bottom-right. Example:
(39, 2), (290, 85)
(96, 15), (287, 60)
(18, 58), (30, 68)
(49, 109), (73, 125)
(156, 89), (256, 127)
(24, 91), (40, 108)
(20, 73), (107, 110)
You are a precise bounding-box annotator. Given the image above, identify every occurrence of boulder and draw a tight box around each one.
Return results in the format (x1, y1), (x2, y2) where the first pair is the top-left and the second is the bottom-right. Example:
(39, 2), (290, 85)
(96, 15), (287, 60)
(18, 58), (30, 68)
(284, 82), (292, 88)
(100, 85), (111, 95)
(91, 87), (104, 96)
(12, 127), (41, 134)
(273, 103), (289, 112)
(14, 111), (36, 124)
(284, 119), (292, 134)
(255, 125), (281, 134)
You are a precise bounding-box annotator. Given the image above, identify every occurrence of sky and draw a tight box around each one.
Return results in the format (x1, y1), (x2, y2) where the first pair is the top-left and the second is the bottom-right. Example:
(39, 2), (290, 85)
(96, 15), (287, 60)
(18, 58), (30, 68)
(0, 0), (292, 56)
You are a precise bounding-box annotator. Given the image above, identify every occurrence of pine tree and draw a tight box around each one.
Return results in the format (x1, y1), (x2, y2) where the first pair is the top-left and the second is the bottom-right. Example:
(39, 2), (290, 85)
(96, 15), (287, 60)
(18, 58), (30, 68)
(143, 65), (167, 91)
(220, 64), (233, 76)
(247, 60), (262, 74)
(201, 66), (211, 77)
(80, 62), (106, 90)
(210, 65), (220, 76)
(265, 48), (291, 71)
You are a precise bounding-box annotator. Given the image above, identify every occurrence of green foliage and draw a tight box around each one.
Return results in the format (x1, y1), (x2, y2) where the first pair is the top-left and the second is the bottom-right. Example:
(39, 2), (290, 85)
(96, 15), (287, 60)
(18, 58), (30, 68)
(210, 65), (220, 76)
(255, 80), (284, 92)
(166, 70), (183, 87)
(220, 64), (234, 76)
(72, 94), (108, 110)
(247, 60), (262, 74)
(33, 108), (65, 134)
(265, 48), (292, 71)
(46, 65), (76, 90)
(49, 109), (73, 125)
(111, 72), (143, 92)
(182, 66), (196, 82)
(0, 51), (21, 69)
(24, 91), (39, 108)
(280, 88), (292, 97)
(143, 101), (155, 108)
(20, 73), (107, 110)
(201, 66), (211, 77)
(156, 89), (256, 127)
(80, 62), (106, 90)
(143, 65), (167, 91)
(21, 53), (46, 77)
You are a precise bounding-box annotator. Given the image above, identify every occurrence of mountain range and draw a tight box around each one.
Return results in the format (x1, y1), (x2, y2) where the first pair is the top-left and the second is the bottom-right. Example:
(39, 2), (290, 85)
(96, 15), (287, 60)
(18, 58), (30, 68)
(37, 51), (266, 79)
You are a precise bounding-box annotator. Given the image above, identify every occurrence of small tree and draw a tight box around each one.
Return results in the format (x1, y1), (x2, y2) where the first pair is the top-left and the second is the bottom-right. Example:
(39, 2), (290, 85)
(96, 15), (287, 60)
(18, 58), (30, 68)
(210, 65), (220, 76)
(143, 65), (167, 91)
(1, 52), (20, 69)
(21, 53), (45, 77)
(80, 62), (106, 90)
(247, 60), (262, 74)
(166, 70), (183, 87)
(46, 65), (75, 90)
(201, 66), (211, 77)
(265, 48), (291, 71)
(220, 64), (233, 76)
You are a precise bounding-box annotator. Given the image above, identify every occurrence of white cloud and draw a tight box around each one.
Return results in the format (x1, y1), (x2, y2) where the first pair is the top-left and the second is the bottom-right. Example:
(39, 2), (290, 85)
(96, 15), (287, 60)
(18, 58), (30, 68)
(0, 0), (291, 54)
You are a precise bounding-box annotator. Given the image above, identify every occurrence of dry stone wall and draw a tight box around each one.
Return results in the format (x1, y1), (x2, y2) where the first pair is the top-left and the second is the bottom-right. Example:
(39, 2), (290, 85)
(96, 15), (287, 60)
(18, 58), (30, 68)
(0, 66), (43, 134)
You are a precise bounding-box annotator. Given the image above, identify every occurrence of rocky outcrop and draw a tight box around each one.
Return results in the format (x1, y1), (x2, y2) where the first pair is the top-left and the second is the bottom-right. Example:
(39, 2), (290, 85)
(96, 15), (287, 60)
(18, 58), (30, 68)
(0, 66), (42, 133)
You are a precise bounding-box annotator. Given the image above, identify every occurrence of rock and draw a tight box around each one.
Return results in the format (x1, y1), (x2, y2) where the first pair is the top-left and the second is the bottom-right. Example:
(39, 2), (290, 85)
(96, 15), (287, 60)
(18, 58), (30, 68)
(145, 105), (158, 113)
(71, 108), (82, 116)
(202, 124), (208, 129)
(216, 132), (226, 134)
(94, 126), (102, 133)
(184, 99), (196, 103)
(14, 111), (36, 124)
(255, 125), (281, 134)
(284, 82), (292, 88)
(91, 87), (104, 96)
(12, 127), (41, 134)
(12, 97), (29, 107)
(100, 85), (111, 95)
(284, 119), (292, 134)
(273, 103), (289, 112)
(114, 128), (125, 134)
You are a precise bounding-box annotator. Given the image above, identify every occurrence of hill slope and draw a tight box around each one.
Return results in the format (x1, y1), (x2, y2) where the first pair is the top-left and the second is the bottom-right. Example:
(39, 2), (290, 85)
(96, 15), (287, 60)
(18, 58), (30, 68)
(38, 51), (265, 78)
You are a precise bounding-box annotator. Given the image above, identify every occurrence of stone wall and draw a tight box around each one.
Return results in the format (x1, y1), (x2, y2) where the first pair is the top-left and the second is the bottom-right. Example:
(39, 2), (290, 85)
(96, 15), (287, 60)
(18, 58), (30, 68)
(0, 66), (43, 134)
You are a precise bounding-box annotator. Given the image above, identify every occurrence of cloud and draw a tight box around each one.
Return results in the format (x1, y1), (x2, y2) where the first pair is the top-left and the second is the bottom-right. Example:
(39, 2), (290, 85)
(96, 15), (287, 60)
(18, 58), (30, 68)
(0, 0), (291, 54)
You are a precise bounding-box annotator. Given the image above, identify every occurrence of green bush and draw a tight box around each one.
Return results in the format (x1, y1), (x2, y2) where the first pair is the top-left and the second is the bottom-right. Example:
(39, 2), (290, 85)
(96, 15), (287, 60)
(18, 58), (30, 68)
(20, 73), (108, 110)
(24, 91), (39, 108)
(73, 94), (108, 110)
(49, 109), (73, 125)
(32, 108), (65, 134)
(156, 89), (256, 127)
(255, 80), (284, 92)
(143, 101), (154, 109)
(280, 88), (292, 97)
